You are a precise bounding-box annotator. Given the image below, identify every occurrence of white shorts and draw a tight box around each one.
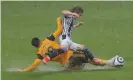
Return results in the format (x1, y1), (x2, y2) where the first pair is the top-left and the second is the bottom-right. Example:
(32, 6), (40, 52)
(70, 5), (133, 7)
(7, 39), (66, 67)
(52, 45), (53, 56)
(59, 36), (83, 50)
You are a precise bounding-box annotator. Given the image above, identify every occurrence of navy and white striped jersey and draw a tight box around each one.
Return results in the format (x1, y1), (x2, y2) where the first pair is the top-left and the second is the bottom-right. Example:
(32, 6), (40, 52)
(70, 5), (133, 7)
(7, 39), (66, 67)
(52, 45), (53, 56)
(61, 15), (75, 39)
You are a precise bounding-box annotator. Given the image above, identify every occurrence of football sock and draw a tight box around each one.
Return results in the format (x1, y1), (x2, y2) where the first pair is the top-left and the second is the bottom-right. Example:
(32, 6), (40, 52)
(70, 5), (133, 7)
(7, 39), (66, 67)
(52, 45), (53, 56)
(97, 58), (108, 64)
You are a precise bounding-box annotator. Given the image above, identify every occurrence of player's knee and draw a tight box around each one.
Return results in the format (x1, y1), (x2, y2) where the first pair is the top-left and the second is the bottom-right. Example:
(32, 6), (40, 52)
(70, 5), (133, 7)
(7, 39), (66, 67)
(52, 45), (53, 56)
(60, 44), (69, 52)
(83, 46), (89, 53)
(82, 46), (95, 60)
(61, 47), (68, 52)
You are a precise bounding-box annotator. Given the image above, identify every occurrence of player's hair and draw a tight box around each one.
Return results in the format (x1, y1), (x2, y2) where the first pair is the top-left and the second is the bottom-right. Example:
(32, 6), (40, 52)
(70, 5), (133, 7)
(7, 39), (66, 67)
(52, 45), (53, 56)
(70, 6), (84, 14)
(31, 37), (40, 48)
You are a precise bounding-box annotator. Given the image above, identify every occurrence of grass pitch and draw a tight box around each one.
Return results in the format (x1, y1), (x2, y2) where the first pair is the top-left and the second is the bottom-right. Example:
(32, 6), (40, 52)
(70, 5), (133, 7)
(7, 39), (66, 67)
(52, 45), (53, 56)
(1, 1), (133, 80)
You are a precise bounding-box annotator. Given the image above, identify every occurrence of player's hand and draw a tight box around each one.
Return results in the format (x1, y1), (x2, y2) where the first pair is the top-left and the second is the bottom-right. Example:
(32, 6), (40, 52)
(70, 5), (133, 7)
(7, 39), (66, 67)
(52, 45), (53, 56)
(17, 69), (24, 72)
(75, 22), (84, 27)
(72, 13), (80, 18)
(78, 22), (84, 25)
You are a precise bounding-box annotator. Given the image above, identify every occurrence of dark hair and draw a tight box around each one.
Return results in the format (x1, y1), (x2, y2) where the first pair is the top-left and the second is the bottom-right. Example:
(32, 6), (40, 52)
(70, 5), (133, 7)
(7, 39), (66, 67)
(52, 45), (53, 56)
(70, 6), (84, 14)
(31, 37), (40, 48)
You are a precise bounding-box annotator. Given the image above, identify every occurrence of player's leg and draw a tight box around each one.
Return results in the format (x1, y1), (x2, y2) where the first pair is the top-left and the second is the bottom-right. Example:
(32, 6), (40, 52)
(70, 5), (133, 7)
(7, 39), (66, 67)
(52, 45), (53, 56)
(88, 55), (120, 66)
(69, 42), (117, 66)
(89, 58), (108, 66)
(59, 36), (71, 52)
(69, 42), (110, 65)
(69, 42), (95, 62)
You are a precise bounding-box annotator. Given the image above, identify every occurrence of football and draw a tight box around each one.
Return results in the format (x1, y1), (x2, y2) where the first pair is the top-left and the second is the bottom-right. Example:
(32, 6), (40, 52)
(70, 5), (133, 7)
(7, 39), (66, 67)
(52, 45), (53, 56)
(113, 56), (124, 68)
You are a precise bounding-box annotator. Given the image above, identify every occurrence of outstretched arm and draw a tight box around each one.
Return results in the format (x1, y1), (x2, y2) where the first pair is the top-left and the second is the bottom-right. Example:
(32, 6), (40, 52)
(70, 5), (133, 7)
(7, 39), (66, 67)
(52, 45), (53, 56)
(73, 22), (84, 28)
(20, 54), (45, 72)
(46, 17), (62, 41)
(53, 17), (63, 38)
(20, 58), (41, 72)
(61, 10), (79, 18)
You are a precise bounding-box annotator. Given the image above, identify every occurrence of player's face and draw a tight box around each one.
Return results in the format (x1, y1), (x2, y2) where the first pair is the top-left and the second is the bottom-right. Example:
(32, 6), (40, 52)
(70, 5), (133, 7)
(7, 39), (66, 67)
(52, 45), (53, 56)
(77, 13), (82, 18)
(79, 13), (82, 17)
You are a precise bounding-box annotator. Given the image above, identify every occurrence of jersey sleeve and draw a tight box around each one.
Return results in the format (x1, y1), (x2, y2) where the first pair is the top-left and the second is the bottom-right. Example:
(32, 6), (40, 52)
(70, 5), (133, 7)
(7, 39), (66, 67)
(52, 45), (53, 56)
(52, 17), (63, 39)
(22, 58), (41, 72)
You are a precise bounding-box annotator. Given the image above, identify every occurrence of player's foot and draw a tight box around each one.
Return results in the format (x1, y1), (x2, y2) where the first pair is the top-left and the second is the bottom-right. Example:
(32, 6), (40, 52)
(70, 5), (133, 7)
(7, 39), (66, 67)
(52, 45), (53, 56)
(108, 55), (119, 66)
(43, 56), (50, 64)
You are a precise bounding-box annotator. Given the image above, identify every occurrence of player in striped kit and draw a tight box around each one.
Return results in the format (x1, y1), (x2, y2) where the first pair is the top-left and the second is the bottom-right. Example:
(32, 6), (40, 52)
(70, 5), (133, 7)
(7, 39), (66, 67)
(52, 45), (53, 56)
(43, 6), (102, 65)
(59, 6), (98, 63)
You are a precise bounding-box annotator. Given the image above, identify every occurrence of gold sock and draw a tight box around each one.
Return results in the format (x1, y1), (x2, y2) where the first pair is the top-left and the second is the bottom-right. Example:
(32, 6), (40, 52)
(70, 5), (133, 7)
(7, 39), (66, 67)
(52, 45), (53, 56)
(98, 58), (108, 64)
(89, 58), (108, 66)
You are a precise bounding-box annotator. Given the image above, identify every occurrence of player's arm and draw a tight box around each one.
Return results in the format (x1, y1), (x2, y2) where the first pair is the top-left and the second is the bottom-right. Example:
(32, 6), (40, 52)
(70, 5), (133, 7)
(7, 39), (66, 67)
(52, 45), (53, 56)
(53, 17), (63, 38)
(73, 22), (84, 28)
(47, 17), (62, 41)
(20, 54), (43, 72)
(62, 10), (74, 15)
(47, 11), (79, 41)
(61, 10), (79, 18)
